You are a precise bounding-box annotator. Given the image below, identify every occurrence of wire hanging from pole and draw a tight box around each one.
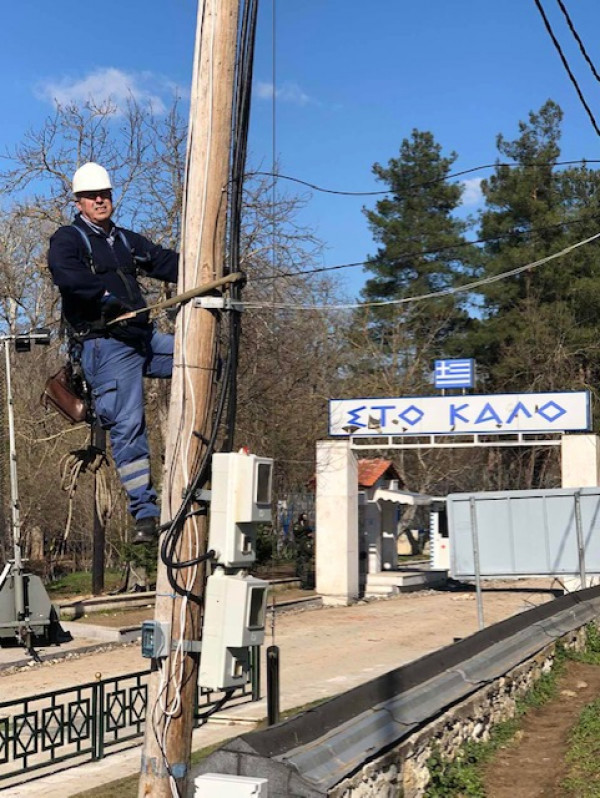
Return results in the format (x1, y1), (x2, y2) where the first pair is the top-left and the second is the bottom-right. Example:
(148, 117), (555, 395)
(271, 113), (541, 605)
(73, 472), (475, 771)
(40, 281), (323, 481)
(271, 0), (278, 309)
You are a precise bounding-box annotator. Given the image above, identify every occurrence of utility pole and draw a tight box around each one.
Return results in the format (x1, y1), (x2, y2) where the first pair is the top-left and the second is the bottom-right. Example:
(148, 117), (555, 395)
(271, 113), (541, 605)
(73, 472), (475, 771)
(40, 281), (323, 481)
(138, 1), (240, 795)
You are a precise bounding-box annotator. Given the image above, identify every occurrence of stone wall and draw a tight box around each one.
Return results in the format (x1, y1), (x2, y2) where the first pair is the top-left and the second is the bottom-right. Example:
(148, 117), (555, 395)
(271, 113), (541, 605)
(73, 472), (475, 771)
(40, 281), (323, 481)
(329, 627), (588, 798)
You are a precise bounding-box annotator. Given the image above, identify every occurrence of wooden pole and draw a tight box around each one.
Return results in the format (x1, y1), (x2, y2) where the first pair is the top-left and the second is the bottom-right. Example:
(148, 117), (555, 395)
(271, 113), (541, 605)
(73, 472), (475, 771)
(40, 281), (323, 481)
(138, 1), (239, 795)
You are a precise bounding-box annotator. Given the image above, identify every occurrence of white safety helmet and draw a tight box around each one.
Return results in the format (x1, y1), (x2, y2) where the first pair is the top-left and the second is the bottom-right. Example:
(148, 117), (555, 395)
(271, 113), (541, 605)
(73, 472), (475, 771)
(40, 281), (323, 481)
(72, 162), (113, 195)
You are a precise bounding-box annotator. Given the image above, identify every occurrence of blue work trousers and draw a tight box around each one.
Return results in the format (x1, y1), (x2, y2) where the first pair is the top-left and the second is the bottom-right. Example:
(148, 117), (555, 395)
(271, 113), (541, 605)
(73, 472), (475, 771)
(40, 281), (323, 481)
(81, 330), (173, 521)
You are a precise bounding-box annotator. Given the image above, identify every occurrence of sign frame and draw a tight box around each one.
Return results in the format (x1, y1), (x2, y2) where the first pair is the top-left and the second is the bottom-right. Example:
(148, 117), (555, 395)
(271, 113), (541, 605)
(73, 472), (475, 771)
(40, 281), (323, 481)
(329, 391), (591, 437)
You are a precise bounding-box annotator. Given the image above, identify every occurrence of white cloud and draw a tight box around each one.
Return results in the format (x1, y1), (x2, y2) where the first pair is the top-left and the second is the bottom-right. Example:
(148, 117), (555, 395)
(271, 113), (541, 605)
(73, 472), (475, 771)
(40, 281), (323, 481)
(36, 67), (185, 115)
(461, 177), (484, 207)
(255, 80), (314, 106)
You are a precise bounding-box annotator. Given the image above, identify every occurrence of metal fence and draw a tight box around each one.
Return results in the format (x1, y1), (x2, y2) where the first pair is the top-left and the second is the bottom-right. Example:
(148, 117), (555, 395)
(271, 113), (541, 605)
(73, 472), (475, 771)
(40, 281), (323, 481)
(0, 659), (256, 786)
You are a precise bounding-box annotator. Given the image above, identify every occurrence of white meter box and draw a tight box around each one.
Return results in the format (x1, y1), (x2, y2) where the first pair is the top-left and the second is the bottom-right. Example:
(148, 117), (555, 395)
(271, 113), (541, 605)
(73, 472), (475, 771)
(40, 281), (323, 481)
(199, 572), (269, 691)
(209, 452), (273, 567)
(203, 572), (268, 646)
(194, 773), (268, 797)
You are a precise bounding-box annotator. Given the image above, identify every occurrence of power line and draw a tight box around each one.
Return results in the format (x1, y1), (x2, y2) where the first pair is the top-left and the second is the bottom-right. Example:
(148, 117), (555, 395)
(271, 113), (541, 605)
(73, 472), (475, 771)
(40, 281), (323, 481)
(247, 210), (600, 281)
(556, 0), (600, 84)
(533, 0), (600, 137)
(248, 159), (600, 198)
(243, 231), (600, 312)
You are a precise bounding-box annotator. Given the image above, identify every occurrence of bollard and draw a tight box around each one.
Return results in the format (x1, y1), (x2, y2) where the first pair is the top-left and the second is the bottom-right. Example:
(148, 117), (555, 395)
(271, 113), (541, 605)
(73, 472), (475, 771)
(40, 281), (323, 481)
(266, 645), (280, 726)
(251, 644), (261, 701)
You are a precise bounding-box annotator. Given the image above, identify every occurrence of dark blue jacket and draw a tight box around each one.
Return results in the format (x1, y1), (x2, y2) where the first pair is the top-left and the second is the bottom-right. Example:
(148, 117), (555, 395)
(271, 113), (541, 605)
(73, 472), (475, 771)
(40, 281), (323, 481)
(48, 214), (178, 342)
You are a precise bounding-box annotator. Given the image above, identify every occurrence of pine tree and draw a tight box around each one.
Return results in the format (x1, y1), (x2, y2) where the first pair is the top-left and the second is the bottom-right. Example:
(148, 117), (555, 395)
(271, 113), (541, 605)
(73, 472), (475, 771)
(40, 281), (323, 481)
(358, 129), (474, 391)
(469, 100), (600, 396)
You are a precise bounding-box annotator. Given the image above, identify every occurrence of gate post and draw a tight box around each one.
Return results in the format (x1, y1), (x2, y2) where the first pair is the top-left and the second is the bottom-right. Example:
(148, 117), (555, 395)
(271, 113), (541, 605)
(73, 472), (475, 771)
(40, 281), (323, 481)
(315, 440), (358, 606)
(561, 434), (600, 487)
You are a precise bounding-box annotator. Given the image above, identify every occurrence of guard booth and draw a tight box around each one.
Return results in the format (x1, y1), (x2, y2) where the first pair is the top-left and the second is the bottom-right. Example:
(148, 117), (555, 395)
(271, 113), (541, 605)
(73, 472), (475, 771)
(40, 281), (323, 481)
(357, 458), (403, 586)
(357, 458), (443, 597)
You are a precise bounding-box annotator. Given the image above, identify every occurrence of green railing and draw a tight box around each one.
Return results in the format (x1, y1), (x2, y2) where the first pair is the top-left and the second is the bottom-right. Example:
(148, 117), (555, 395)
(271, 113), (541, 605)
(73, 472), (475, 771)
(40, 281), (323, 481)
(0, 654), (257, 786)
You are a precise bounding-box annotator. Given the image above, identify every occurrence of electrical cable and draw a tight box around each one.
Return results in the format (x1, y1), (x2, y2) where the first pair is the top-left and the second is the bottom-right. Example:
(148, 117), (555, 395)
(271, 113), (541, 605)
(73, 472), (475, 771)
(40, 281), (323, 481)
(532, 0), (600, 137)
(555, 0), (600, 84)
(194, 688), (235, 723)
(58, 443), (112, 550)
(242, 231), (600, 312)
(246, 210), (600, 282)
(248, 159), (600, 198)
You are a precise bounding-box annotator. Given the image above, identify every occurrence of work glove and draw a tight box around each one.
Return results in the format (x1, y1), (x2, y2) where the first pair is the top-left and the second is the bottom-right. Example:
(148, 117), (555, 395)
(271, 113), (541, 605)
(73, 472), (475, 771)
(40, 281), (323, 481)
(100, 294), (135, 324)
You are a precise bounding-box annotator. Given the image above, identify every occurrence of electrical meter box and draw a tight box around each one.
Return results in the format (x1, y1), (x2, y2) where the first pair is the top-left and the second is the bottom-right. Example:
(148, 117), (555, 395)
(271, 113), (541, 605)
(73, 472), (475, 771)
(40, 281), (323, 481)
(208, 452), (273, 567)
(140, 620), (171, 659)
(198, 571), (269, 691)
(194, 773), (268, 797)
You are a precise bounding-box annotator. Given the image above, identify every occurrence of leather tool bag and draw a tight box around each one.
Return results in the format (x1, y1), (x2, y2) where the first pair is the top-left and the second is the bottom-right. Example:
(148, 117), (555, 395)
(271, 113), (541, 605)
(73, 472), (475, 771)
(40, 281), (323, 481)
(41, 365), (89, 424)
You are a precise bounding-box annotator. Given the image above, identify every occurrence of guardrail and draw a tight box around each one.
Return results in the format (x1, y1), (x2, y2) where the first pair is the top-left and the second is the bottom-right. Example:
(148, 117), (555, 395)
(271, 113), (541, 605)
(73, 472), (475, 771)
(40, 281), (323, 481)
(195, 587), (600, 797)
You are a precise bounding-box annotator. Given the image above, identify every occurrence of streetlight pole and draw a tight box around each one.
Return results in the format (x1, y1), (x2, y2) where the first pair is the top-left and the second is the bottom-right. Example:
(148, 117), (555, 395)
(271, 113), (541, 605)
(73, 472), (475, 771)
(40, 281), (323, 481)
(4, 339), (25, 635)
(0, 329), (51, 649)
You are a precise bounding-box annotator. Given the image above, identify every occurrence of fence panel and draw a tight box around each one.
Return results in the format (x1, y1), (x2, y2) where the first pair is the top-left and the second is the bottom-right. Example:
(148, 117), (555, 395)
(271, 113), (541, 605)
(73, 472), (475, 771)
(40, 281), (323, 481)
(0, 663), (252, 786)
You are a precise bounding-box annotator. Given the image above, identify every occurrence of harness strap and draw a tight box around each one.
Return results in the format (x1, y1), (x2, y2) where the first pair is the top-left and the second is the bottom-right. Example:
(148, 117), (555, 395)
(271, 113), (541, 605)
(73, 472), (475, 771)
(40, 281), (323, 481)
(66, 224), (139, 341)
(69, 225), (135, 275)
(71, 225), (97, 274)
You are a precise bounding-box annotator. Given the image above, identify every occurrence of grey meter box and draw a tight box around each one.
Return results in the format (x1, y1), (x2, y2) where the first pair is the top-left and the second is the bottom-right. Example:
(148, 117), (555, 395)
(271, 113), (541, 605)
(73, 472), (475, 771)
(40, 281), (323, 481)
(141, 620), (171, 658)
(198, 571), (269, 691)
(208, 452), (273, 567)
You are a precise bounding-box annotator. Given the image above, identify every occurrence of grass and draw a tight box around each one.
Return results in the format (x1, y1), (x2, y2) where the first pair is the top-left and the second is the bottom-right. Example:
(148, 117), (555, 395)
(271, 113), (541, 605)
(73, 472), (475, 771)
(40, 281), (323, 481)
(73, 741), (224, 798)
(559, 624), (600, 797)
(426, 718), (520, 798)
(75, 773), (138, 798)
(424, 644), (568, 797)
(561, 697), (600, 797)
(425, 625), (600, 796)
(46, 569), (125, 598)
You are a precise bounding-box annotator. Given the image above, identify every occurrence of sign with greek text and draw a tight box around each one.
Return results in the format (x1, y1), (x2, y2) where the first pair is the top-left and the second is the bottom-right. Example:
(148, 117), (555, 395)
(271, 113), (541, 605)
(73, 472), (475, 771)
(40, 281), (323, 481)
(329, 392), (591, 436)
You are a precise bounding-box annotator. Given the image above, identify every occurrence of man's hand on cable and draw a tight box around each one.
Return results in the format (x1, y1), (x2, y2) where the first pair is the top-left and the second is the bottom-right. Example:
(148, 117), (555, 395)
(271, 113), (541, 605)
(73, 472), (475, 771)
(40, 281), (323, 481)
(100, 293), (136, 326)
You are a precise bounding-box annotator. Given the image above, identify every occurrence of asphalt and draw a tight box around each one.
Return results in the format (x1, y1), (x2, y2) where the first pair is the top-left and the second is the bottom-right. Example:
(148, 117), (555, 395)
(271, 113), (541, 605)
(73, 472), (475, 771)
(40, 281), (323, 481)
(0, 581), (559, 797)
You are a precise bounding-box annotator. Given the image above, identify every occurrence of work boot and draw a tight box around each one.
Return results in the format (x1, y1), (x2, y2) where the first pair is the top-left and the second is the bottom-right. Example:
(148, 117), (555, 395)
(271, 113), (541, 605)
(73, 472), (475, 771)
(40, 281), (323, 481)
(133, 517), (158, 545)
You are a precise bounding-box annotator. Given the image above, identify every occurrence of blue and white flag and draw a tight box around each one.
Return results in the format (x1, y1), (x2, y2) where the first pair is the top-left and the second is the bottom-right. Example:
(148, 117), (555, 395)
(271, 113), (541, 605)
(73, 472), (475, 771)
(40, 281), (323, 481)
(434, 359), (474, 389)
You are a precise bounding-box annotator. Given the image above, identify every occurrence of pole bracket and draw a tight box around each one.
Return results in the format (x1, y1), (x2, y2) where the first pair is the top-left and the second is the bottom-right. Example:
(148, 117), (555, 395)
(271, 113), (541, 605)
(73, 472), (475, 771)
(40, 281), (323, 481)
(194, 296), (244, 312)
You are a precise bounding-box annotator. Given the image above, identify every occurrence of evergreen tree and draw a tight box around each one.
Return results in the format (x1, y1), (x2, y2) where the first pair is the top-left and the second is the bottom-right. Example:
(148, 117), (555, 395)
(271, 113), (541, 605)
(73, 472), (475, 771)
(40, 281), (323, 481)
(358, 129), (474, 392)
(469, 100), (600, 397)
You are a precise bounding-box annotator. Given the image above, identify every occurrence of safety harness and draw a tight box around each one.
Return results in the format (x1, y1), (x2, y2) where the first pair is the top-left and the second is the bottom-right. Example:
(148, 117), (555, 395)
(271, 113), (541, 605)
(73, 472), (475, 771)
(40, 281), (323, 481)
(70, 223), (142, 306)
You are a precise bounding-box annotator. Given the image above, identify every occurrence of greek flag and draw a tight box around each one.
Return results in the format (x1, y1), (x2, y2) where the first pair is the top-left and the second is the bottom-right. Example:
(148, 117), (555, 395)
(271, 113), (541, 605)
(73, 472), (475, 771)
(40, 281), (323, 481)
(434, 359), (474, 389)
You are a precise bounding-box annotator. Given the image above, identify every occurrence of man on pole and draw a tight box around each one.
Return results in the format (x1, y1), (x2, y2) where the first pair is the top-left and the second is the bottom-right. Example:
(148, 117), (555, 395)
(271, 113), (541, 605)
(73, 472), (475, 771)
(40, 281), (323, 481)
(48, 162), (179, 544)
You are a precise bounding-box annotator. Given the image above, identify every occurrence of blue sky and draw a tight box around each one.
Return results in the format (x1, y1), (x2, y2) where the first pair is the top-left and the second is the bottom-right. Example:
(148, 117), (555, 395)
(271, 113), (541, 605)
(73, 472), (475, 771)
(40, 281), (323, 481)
(3, 1), (600, 298)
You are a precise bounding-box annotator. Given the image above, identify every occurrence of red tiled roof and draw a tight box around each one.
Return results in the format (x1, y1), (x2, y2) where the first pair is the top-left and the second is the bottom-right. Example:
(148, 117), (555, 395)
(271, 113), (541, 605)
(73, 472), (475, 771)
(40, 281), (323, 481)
(357, 458), (402, 488)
